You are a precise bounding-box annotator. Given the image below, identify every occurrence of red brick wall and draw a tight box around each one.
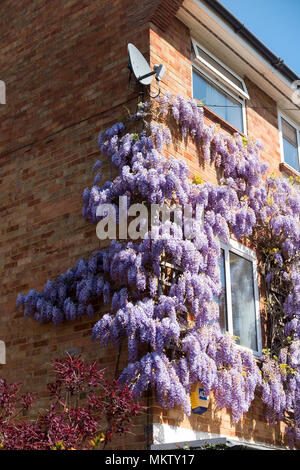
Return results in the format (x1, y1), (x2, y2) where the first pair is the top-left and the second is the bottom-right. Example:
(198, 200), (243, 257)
(0, 0), (159, 450)
(246, 78), (282, 174)
(0, 0), (290, 450)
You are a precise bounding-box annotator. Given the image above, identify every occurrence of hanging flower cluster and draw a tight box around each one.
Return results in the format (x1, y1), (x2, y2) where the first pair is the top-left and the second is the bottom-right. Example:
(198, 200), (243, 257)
(17, 92), (300, 446)
(17, 252), (110, 325)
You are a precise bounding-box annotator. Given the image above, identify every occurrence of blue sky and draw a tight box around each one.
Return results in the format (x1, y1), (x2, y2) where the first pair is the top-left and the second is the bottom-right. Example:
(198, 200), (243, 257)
(220, 0), (300, 77)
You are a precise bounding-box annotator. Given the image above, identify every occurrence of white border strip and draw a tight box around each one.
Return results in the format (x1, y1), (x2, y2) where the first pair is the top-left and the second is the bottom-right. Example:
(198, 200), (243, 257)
(152, 423), (285, 450)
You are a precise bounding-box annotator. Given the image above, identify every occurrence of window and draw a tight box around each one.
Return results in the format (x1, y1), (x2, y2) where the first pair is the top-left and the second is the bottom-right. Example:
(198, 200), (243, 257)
(279, 112), (300, 173)
(158, 241), (262, 355)
(0, 340), (5, 365)
(218, 241), (261, 355)
(192, 39), (248, 134)
(193, 71), (245, 133)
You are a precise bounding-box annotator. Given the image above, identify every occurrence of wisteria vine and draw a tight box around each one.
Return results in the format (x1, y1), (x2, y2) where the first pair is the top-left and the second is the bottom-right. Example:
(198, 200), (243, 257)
(17, 92), (300, 446)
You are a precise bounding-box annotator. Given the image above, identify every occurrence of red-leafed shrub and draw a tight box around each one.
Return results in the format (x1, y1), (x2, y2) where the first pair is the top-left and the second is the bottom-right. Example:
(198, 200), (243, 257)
(0, 354), (142, 450)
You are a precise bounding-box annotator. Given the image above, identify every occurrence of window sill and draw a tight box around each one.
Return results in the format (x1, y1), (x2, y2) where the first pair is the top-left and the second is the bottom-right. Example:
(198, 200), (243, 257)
(279, 162), (300, 178)
(202, 105), (245, 137)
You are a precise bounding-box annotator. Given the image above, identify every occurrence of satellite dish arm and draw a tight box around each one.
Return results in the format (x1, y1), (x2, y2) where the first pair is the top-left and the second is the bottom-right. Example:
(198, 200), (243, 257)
(137, 70), (156, 82)
(138, 65), (165, 83)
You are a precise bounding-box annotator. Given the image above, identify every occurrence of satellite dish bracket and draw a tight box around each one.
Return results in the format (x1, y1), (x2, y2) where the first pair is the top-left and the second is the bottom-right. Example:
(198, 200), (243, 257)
(137, 70), (156, 82)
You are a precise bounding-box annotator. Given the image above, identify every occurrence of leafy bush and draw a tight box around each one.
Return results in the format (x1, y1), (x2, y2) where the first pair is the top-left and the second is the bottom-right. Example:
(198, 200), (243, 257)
(0, 354), (142, 450)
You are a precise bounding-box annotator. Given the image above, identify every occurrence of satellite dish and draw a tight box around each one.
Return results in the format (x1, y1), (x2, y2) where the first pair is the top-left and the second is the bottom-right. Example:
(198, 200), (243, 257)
(128, 43), (166, 86)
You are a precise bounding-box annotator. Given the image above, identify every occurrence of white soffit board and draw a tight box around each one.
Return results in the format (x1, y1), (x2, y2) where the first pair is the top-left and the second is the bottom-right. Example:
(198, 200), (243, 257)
(177, 0), (300, 125)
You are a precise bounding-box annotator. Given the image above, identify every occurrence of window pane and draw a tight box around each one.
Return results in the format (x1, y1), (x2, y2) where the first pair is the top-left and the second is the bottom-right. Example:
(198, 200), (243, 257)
(193, 70), (244, 132)
(217, 249), (227, 331)
(281, 118), (299, 171)
(283, 138), (300, 172)
(229, 252), (258, 351)
(196, 45), (244, 91)
(282, 118), (297, 146)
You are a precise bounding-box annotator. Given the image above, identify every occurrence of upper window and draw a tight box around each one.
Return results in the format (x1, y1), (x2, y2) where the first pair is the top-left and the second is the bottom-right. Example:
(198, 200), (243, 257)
(279, 112), (300, 173)
(192, 39), (248, 134)
(217, 240), (262, 355)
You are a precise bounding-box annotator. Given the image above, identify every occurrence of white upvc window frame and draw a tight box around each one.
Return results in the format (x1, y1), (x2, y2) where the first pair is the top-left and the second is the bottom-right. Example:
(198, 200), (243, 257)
(220, 239), (262, 357)
(191, 39), (248, 135)
(192, 38), (249, 100)
(0, 340), (6, 364)
(278, 109), (300, 174)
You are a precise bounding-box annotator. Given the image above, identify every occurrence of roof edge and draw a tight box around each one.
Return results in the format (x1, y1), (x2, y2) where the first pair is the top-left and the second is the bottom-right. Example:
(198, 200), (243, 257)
(200, 0), (299, 83)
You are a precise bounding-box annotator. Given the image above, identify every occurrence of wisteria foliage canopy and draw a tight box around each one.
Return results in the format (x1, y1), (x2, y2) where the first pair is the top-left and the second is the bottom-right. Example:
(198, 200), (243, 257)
(17, 92), (300, 446)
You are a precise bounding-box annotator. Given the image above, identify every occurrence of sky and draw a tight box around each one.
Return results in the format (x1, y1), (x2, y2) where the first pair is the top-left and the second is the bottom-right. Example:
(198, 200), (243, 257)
(220, 0), (300, 77)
